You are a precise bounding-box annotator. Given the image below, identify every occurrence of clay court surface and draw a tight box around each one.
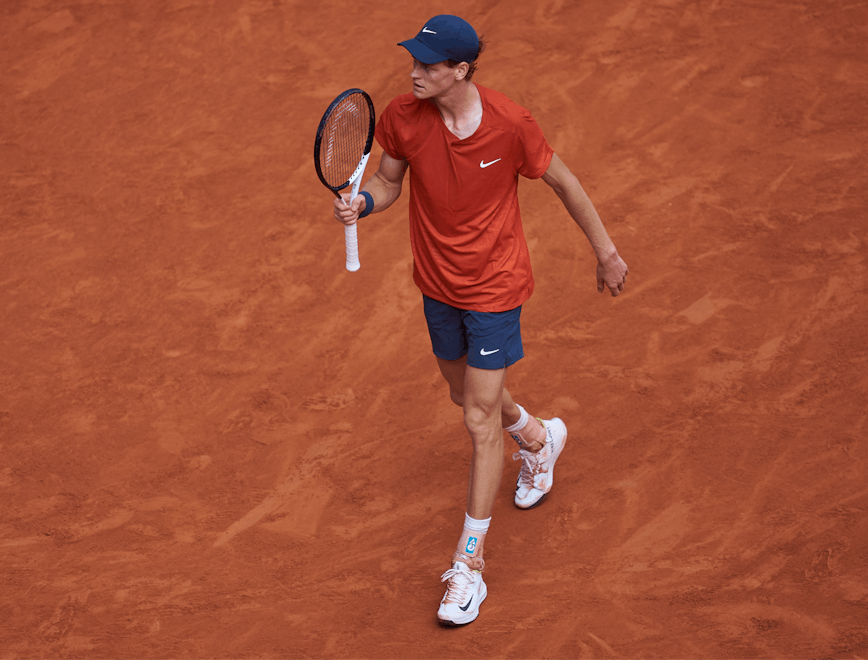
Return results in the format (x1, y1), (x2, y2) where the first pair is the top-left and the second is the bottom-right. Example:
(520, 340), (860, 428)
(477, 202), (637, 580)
(2, 0), (867, 658)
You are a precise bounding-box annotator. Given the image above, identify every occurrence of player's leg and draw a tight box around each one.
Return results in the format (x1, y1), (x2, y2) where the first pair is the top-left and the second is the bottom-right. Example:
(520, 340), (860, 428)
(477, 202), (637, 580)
(461, 363), (507, 522)
(436, 355), (521, 428)
(460, 306), (568, 511)
(423, 297), (497, 625)
(435, 362), (502, 626)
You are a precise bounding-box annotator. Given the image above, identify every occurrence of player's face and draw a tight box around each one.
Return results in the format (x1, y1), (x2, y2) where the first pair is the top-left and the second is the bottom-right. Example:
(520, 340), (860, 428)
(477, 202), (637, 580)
(410, 58), (459, 99)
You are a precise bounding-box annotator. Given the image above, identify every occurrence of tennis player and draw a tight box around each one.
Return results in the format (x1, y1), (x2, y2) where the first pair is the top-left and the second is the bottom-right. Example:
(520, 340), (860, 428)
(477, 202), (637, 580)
(332, 15), (628, 626)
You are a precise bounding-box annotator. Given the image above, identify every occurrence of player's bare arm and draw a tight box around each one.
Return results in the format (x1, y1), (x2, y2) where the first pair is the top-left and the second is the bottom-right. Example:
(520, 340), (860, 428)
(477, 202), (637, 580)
(542, 153), (629, 296)
(333, 151), (407, 225)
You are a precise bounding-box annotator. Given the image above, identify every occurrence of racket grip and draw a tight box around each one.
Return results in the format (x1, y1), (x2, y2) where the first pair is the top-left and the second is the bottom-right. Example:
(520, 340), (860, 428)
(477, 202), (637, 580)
(345, 223), (360, 272)
(342, 151), (369, 273)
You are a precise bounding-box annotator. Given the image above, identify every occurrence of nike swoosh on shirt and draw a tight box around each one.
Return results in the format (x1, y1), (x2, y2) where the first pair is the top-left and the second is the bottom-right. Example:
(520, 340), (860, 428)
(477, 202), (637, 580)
(480, 159), (501, 168)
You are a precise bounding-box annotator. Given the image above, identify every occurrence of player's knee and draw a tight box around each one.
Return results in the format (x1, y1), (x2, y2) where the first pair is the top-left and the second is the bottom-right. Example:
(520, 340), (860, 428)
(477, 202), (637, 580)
(463, 406), (499, 440)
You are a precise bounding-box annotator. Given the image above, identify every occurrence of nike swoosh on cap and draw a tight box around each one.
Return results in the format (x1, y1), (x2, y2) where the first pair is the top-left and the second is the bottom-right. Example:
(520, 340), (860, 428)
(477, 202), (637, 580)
(422, 27), (437, 33)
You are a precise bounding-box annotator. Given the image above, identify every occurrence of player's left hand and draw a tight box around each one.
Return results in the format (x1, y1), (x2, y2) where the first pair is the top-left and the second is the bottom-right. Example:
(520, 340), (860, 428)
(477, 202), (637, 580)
(597, 253), (628, 296)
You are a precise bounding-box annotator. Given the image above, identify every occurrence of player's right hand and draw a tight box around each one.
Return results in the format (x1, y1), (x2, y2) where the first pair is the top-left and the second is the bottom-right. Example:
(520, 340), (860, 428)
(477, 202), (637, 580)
(597, 253), (629, 297)
(333, 193), (366, 226)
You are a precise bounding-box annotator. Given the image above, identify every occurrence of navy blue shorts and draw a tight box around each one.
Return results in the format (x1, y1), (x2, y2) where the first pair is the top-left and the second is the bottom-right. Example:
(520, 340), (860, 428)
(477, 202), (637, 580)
(422, 295), (524, 370)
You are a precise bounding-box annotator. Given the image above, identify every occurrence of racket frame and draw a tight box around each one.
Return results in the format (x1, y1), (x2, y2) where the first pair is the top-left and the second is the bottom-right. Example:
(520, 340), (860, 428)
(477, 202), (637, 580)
(313, 89), (375, 273)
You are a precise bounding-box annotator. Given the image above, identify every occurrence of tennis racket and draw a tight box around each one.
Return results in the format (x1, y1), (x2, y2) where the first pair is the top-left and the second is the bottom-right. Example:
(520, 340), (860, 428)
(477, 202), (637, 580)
(313, 88), (375, 272)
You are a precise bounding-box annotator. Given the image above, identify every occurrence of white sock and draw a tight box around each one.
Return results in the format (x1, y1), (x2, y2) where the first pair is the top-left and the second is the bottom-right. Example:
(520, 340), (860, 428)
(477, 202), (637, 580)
(504, 404), (529, 433)
(457, 513), (491, 559)
(464, 513), (491, 533)
(504, 404), (545, 448)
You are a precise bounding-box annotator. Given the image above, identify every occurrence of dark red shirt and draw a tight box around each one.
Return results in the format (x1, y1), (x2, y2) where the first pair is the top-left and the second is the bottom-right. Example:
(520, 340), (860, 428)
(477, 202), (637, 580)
(375, 84), (553, 312)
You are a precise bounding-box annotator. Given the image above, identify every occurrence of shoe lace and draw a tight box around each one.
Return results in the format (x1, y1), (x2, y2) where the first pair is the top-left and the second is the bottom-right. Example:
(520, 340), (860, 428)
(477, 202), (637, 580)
(513, 449), (541, 488)
(440, 564), (475, 604)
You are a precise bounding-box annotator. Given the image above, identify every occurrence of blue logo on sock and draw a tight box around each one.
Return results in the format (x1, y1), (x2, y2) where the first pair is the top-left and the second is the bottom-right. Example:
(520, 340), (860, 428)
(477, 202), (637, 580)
(465, 536), (477, 553)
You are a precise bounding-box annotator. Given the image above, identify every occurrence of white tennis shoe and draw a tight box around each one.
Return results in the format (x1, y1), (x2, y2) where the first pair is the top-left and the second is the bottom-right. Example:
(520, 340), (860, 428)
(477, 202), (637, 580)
(513, 417), (567, 509)
(437, 561), (487, 626)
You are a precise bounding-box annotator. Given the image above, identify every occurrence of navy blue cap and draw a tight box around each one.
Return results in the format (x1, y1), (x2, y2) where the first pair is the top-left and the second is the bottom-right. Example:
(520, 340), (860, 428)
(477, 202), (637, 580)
(398, 15), (479, 65)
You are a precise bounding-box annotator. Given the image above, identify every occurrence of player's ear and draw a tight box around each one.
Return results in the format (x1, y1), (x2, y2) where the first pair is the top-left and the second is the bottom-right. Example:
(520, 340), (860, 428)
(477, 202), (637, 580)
(453, 62), (469, 81)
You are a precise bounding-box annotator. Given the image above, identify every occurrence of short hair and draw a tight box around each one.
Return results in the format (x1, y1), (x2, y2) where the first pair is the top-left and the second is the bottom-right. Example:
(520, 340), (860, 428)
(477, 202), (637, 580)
(445, 37), (487, 81)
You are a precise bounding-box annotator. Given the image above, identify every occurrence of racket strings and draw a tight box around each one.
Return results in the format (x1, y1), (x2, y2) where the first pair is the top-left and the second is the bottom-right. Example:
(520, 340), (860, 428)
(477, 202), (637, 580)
(319, 93), (371, 189)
